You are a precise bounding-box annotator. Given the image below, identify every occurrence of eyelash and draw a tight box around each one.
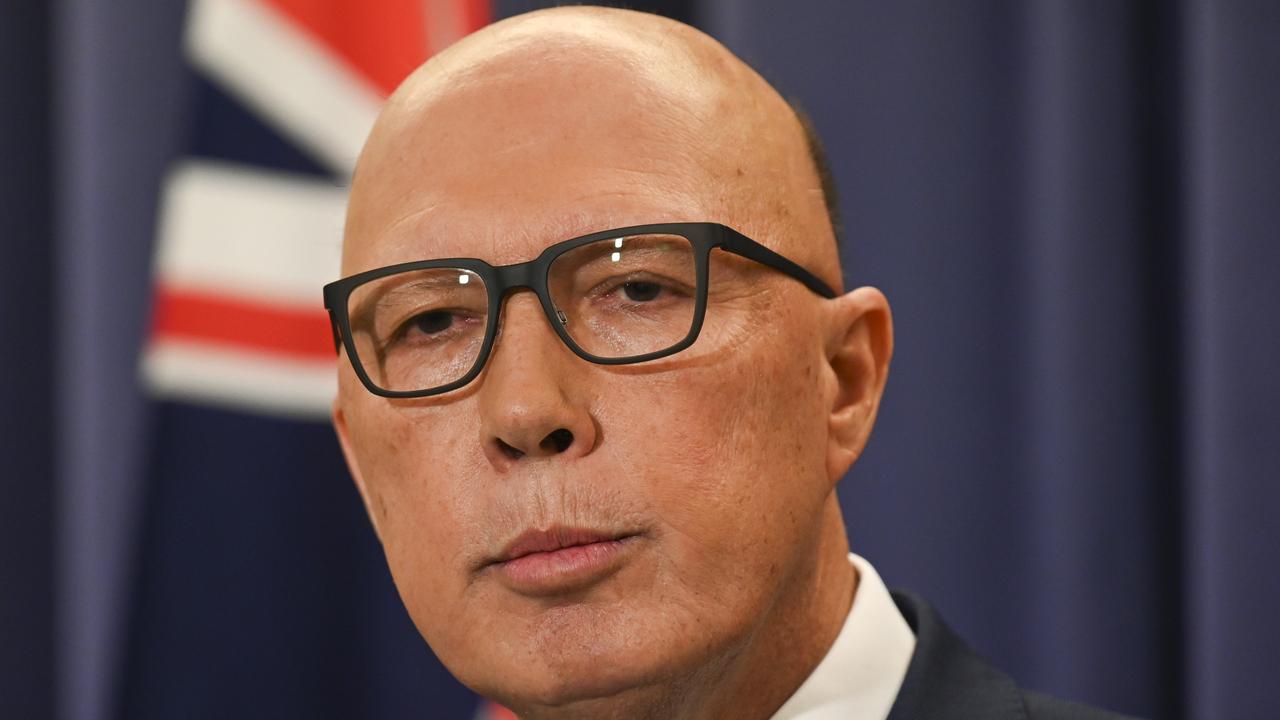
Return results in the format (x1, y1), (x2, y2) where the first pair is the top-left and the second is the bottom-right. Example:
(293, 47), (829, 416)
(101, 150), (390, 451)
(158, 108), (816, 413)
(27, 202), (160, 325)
(589, 272), (693, 302)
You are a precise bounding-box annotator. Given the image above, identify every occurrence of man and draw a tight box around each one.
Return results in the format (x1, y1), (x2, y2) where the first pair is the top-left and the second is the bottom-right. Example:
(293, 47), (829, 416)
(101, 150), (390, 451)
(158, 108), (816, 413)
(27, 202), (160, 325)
(326, 6), (1134, 719)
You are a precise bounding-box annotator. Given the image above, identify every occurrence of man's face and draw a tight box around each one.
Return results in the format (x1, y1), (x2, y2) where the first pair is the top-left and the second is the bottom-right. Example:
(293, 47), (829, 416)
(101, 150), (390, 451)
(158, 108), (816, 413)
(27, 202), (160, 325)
(335, 21), (847, 712)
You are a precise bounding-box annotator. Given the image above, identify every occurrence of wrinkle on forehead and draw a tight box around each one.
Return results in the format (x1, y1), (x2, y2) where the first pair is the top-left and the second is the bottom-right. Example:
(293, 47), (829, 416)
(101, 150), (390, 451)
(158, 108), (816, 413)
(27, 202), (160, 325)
(371, 193), (715, 270)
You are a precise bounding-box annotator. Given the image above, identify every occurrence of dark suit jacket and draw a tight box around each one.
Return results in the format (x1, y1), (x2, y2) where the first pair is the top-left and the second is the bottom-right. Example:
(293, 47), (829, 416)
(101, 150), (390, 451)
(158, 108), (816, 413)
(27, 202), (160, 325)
(886, 591), (1140, 720)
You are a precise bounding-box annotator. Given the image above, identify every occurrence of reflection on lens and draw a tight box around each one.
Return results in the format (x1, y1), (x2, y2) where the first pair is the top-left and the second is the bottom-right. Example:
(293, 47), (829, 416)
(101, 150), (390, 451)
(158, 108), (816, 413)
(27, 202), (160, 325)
(347, 268), (487, 392)
(547, 234), (697, 358)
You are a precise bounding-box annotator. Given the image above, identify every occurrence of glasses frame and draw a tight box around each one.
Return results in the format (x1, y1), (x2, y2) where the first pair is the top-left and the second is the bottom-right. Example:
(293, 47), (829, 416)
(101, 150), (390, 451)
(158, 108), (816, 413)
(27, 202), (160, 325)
(323, 222), (838, 398)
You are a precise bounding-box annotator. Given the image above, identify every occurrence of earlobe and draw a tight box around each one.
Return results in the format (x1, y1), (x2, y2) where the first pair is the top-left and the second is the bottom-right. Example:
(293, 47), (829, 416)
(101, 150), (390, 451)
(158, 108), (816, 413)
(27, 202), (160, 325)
(332, 403), (385, 542)
(823, 286), (893, 483)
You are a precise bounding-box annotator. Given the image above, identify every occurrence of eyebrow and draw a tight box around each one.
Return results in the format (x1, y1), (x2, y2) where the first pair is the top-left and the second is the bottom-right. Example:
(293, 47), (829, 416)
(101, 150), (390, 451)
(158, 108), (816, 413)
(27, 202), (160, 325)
(506, 209), (662, 259)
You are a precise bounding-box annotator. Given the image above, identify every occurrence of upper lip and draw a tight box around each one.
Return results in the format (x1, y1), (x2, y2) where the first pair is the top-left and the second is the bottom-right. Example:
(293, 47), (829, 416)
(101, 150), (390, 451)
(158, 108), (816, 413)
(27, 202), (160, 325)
(488, 526), (632, 566)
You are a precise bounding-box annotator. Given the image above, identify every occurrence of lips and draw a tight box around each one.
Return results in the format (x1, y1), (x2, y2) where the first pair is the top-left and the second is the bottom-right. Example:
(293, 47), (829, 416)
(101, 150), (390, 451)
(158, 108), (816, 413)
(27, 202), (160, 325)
(485, 525), (640, 596)
(494, 526), (626, 563)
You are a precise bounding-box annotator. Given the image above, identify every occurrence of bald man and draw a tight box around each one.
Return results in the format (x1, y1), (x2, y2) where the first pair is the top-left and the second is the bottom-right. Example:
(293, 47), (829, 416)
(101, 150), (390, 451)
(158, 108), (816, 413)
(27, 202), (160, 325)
(324, 7), (1134, 720)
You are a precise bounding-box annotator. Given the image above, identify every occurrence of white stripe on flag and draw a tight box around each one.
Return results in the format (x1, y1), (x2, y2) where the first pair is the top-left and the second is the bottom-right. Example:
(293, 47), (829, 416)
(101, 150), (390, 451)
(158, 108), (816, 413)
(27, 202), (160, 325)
(147, 159), (343, 417)
(155, 160), (344, 306)
(143, 340), (335, 419)
(185, 0), (384, 176)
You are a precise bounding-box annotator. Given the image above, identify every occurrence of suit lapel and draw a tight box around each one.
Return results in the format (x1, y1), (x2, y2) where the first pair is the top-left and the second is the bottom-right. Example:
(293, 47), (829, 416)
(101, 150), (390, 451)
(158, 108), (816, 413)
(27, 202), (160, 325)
(886, 591), (1029, 720)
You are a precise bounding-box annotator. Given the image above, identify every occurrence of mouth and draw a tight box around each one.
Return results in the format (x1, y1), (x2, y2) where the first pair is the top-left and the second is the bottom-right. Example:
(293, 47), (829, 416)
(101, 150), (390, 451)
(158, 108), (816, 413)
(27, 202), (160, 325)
(484, 526), (642, 597)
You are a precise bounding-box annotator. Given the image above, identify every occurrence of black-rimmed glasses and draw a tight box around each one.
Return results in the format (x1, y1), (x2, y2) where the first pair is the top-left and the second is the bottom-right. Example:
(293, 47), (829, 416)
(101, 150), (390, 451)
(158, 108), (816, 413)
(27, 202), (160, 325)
(323, 222), (837, 398)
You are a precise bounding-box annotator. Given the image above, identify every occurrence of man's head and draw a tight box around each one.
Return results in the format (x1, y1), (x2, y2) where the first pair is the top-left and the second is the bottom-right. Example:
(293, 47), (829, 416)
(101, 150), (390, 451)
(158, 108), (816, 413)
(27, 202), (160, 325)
(332, 7), (892, 718)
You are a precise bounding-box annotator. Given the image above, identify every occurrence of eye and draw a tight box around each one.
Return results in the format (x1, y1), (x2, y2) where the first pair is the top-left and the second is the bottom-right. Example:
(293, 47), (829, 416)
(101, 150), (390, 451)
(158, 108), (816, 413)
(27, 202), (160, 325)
(408, 310), (454, 336)
(620, 281), (662, 302)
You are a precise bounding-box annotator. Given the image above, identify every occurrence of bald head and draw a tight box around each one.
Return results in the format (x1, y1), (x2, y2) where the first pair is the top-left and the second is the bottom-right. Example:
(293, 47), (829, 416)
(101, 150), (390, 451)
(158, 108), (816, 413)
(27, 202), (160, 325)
(344, 6), (840, 289)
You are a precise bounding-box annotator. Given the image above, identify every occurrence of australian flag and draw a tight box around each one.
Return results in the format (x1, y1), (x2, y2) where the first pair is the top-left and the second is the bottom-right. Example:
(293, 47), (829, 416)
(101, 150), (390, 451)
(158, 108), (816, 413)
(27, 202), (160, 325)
(121, 1), (509, 717)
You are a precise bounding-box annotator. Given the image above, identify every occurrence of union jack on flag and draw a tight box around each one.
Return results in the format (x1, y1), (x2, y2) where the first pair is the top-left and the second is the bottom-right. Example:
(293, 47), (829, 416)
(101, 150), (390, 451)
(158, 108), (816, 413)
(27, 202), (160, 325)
(146, 0), (487, 417)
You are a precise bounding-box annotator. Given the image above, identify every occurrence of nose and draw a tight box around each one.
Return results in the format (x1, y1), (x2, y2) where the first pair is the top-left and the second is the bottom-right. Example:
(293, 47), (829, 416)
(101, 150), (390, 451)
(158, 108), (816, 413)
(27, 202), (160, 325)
(477, 293), (598, 471)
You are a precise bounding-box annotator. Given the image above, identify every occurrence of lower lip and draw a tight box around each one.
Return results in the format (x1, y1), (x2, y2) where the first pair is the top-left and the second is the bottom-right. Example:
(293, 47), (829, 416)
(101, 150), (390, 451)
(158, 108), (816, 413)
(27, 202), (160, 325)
(492, 536), (638, 596)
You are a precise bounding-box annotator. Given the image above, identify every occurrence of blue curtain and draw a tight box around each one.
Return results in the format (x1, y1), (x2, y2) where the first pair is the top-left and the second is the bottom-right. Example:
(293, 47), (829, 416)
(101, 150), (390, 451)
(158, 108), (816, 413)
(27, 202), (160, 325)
(3, 1), (1275, 719)
(0, 1), (53, 718)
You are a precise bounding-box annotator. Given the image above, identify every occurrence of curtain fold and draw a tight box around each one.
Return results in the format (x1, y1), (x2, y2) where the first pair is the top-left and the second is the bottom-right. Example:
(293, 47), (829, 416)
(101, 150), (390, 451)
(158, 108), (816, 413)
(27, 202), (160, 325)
(1, 1), (54, 718)
(1182, 3), (1280, 717)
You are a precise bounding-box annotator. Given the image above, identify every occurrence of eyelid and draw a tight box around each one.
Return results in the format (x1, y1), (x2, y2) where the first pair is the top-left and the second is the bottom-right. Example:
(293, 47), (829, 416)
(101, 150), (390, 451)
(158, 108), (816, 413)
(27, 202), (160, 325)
(585, 270), (694, 298)
(349, 271), (485, 326)
(389, 307), (485, 345)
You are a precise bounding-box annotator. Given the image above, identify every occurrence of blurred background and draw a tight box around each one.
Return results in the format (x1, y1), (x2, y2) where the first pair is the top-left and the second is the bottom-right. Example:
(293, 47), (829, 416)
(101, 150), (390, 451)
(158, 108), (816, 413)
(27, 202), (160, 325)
(3, 1), (1278, 718)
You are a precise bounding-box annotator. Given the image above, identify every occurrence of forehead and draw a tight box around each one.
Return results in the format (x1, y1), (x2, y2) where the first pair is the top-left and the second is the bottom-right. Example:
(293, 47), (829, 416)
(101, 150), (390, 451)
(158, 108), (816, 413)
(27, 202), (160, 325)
(342, 39), (747, 275)
(347, 161), (719, 273)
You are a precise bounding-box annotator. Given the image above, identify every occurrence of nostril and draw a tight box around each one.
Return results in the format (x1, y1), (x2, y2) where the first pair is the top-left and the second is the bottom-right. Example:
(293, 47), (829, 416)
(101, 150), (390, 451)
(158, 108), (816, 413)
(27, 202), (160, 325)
(496, 438), (525, 460)
(541, 428), (574, 454)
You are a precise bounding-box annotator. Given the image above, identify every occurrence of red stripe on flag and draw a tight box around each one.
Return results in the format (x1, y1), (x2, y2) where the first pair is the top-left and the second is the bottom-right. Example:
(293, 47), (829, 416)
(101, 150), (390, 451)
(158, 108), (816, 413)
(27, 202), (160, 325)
(458, 0), (492, 42)
(151, 287), (335, 361)
(476, 701), (519, 720)
(262, 0), (426, 95)
(261, 0), (490, 96)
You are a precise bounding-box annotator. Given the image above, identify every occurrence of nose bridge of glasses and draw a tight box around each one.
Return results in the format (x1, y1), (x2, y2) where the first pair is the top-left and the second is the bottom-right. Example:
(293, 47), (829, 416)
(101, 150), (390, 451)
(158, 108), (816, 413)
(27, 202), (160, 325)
(492, 257), (565, 329)
(493, 259), (540, 294)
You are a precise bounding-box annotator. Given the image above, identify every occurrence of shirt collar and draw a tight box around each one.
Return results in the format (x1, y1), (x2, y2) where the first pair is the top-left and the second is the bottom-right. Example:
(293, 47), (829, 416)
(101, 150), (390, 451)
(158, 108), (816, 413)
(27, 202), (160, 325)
(769, 553), (916, 720)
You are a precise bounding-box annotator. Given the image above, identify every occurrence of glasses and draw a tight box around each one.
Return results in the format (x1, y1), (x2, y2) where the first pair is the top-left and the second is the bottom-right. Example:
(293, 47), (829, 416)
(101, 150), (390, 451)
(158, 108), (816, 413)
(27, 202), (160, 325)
(323, 222), (837, 398)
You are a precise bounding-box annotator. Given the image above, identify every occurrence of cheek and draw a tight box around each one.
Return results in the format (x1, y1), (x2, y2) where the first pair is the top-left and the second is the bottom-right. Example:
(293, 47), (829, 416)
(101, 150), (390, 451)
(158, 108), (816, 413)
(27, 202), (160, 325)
(344, 400), (484, 637)
(349, 403), (469, 520)
(606, 306), (830, 603)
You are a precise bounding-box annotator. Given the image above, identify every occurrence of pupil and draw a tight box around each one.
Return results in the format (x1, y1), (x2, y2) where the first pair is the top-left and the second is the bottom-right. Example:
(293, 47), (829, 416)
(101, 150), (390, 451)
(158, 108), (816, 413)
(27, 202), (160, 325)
(413, 311), (453, 334)
(623, 281), (661, 302)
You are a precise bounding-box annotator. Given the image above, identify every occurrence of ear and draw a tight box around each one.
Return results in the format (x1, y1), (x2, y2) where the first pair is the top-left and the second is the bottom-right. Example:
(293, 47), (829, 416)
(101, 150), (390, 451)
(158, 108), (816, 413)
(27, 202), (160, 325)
(332, 402), (385, 542)
(823, 286), (893, 484)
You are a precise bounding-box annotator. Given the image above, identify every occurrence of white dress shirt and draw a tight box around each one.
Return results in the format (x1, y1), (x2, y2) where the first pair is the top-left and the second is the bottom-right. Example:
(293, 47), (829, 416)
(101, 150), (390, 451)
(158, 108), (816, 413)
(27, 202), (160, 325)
(769, 554), (916, 720)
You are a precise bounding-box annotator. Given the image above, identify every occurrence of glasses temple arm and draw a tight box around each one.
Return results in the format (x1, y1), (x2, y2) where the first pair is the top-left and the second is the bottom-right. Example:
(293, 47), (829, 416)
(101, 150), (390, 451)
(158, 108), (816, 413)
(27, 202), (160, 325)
(720, 229), (839, 298)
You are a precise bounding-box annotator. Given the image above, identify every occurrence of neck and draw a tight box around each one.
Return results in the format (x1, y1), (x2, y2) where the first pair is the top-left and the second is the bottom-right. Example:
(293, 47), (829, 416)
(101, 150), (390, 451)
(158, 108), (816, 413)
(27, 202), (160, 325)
(701, 498), (856, 720)
(519, 498), (856, 720)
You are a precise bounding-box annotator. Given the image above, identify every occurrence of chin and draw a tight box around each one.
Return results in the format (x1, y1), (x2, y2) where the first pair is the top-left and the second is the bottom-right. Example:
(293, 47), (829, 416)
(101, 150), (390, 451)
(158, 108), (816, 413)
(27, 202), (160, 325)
(461, 606), (681, 713)
(463, 653), (660, 719)
(488, 664), (645, 712)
